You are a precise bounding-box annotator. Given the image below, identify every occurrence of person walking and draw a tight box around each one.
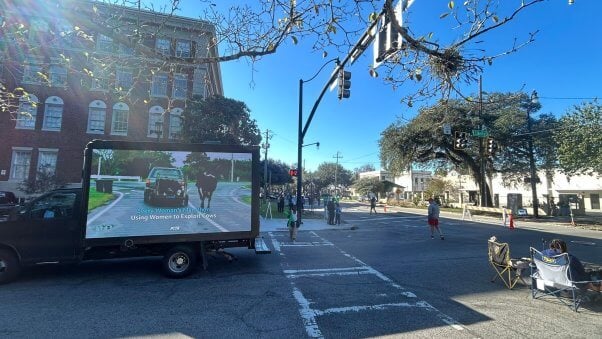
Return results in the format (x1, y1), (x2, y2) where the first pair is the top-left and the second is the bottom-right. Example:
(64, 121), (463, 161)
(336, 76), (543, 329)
(334, 202), (342, 225)
(327, 198), (335, 225)
(286, 206), (299, 242)
(369, 196), (377, 214)
(427, 198), (444, 240)
(278, 194), (285, 213)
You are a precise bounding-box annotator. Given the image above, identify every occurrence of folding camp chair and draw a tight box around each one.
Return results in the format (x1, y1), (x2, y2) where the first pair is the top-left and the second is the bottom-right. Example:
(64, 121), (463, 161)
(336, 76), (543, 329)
(488, 239), (528, 289)
(530, 247), (587, 312)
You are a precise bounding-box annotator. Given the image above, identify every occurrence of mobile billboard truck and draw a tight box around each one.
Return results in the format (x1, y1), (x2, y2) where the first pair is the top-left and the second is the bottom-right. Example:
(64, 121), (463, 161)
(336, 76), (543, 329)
(0, 140), (269, 284)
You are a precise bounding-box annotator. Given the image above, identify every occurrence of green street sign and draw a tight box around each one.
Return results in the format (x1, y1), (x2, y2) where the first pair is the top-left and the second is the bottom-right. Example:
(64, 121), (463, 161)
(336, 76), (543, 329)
(472, 129), (489, 137)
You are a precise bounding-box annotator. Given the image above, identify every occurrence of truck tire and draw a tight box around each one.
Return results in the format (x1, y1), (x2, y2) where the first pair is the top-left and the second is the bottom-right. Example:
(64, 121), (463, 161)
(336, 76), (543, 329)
(162, 246), (197, 278)
(0, 248), (21, 284)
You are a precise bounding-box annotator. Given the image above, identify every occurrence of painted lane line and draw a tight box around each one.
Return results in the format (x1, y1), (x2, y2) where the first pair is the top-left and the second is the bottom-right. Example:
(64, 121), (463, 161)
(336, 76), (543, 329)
(286, 270), (373, 279)
(292, 286), (323, 338)
(314, 302), (432, 316)
(308, 231), (466, 332)
(284, 267), (366, 274)
(268, 232), (281, 253)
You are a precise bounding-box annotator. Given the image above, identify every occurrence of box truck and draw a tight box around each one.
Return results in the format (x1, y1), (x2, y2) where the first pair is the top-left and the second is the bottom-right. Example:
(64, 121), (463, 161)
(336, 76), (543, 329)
(0, 140), (269, 284)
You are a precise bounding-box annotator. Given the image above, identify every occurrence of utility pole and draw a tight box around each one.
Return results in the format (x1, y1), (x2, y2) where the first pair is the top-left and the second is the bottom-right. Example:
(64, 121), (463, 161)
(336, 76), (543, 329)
(333, 151), (343, 195)
(479, 76), (487, 207)
(262, 129), (271, 201)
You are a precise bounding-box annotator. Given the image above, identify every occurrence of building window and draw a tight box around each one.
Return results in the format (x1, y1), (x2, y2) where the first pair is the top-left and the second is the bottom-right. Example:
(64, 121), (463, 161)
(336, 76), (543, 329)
(175, 40), (191, 58)
(37, 149), (58, 175)
(111, 102), (129, 136)
(118, 43), (134, 56)
(148, 106), (165, 138)
(29, 19), (48, 43)
(192, 68), (206, 98)
(56, 20), (74, 46)
(49, 64), (67, 87)
(10, 148), (32, 181)
(15, 94), (39, 130)
(115, 68), (133, 91)
(42, 96), (63, 131)
(22, 59), (44, 84)
(87, 100), (106, 134)
(173, 73), (187, 99)
(169, 108), (183, 140)
(155, 38), (171, 55)
(97, 34), (114, 53)
(151, 73), (168, 97)
(90, 65), (109, 91)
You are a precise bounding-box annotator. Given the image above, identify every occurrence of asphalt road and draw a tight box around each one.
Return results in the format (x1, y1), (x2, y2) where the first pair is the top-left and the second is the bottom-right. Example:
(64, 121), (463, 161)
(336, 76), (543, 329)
(1, 204), (601, 338)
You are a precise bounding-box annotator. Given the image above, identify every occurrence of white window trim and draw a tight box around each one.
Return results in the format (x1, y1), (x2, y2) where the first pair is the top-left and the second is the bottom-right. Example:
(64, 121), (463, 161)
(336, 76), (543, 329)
(148, 106), (165, 138)
(169, 108), (183, 140)
(87, 100), (106, 134)
(110, 103), (129, 136)
(155, 38), (171, 56)
(9, 147), (33, 181)
(37, 149), (58, 175)
(115, 68), (133, 92)
(42, 96), (63, 132)
(151, 73), (168, 98)
(175, 39), (192, 58)
(172, 73), (188, 100)
(15, 94), (39, 130)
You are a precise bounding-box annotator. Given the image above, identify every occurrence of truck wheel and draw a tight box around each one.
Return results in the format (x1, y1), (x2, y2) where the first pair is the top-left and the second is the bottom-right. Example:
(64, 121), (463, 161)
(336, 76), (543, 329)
(0, 248), (21, 284)
(162, 246), (197, 278)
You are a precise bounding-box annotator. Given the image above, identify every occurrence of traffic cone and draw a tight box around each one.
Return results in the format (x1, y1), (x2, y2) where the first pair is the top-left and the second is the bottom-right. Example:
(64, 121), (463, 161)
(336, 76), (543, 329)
(509, 213), (514, 230)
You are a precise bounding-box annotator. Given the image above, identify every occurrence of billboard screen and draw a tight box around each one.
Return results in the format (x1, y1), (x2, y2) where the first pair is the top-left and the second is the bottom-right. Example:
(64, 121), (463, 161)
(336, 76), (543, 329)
(86, 148), (253, 239)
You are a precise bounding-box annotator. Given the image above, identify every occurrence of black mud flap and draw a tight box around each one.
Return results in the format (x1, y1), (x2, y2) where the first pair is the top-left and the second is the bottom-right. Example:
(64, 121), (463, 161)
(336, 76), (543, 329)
(254, 236), (271, 254)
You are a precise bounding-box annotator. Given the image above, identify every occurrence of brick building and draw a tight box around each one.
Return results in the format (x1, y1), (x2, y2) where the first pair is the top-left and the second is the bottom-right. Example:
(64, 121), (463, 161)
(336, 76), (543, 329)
(0, 0), (223, 195)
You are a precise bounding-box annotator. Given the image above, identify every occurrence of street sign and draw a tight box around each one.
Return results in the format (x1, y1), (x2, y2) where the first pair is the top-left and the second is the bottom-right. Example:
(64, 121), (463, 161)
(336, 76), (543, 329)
(472, 129), (489, 138)
(443, 123), (451, 135)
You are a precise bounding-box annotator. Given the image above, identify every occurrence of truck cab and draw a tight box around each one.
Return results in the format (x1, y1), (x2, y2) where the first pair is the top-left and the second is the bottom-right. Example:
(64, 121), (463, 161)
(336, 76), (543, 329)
(0, 189), (83, 283)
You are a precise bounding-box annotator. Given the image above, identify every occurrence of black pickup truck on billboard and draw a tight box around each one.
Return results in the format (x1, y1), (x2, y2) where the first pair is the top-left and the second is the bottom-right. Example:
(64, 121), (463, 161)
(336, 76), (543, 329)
(0, 140), (269, 284)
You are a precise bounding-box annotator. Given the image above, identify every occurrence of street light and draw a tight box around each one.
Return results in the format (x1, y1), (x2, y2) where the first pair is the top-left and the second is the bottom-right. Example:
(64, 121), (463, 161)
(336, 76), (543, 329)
(298, 58), (339, 226)
(527, 90), (539, 217)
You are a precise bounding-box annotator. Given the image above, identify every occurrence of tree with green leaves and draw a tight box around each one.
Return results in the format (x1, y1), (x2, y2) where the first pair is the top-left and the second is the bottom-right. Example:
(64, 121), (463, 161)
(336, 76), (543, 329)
(260, 159), (294, 187)
(182, 95), (261, 146)
(353, 177), (384, 197)
(311, 162), (354, 194)
(554, 102), (602, 176)
(379, 92), (558, 205)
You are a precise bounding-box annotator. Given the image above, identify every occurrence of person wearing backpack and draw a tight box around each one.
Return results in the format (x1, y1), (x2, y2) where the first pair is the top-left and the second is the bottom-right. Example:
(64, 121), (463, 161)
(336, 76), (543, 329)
(286, 206), (299, 242)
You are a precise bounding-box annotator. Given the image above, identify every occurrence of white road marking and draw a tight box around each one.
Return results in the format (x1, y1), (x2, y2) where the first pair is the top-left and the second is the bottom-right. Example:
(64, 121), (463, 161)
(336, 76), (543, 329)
(270, 231), (468, 336)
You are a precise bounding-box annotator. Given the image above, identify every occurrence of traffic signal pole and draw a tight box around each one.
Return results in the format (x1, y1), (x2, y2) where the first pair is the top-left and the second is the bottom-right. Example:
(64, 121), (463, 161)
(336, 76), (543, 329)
(296, 10), (385, 226)
(479, 76), (487, 207)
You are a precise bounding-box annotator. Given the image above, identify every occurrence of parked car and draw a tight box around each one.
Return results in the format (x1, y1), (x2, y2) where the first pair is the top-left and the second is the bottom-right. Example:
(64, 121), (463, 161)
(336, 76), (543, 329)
(0, 191), (18, 222)
(144, 167), (189, 207)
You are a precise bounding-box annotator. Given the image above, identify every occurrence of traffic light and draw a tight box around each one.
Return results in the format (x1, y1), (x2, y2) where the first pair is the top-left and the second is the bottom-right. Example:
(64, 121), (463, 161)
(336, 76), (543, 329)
(454, 131), (468, 150)
(289, 169), (298, 177)
(337, 68), (351, 99)
(486, 138), (497, 155)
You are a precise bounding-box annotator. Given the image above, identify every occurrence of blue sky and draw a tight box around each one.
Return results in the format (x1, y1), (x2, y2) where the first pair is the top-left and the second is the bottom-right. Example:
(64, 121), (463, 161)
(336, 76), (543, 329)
(155, 1), (601, 172)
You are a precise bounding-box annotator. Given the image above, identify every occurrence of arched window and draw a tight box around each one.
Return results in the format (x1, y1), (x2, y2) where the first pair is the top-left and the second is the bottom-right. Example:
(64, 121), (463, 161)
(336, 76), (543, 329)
(87, 100), (106, 134)
(42, 96), (64, 131)
(15, 94), (39, 129)
(111, 102), (129, 136)
(169, 108), (183, 140)
(148, 106), (165, 138)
